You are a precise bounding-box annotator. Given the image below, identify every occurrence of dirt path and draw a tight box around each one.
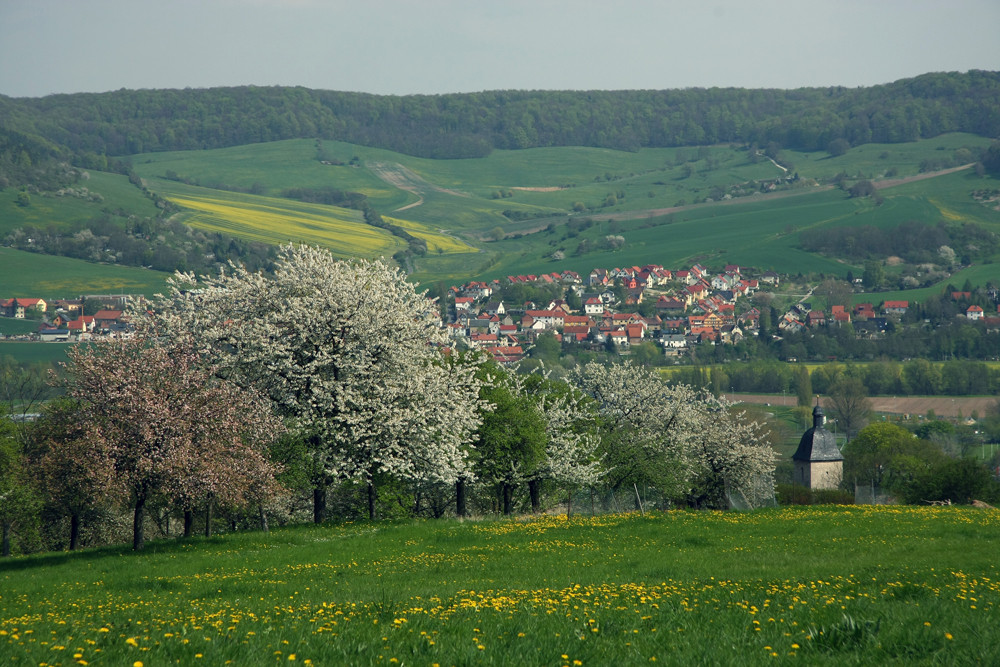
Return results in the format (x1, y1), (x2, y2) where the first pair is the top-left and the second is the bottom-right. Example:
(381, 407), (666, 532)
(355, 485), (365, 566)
(369, 161), (470, 212)
(872, 164), (974, 190)
(734, 393), (996, 418)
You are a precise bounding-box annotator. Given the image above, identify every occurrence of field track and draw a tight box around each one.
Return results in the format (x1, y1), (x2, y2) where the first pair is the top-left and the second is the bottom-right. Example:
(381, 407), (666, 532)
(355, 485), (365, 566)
(734, 393), (996, 418)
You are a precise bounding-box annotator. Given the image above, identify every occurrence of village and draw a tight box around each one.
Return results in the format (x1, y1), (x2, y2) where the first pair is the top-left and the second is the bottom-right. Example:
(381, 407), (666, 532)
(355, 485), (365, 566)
(4, 264), (999, 361)
(444, 263), (1000, 365)
(0, 295), (132, 341)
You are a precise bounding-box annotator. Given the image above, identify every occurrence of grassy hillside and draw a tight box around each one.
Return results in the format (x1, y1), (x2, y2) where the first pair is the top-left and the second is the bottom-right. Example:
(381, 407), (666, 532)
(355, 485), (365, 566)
(1, 508), (998, 664)
(0, 171), (160, 237)
(127, 135), (1000, 288)
(4, 134), (998, 294)
(0, 247), (170, 298)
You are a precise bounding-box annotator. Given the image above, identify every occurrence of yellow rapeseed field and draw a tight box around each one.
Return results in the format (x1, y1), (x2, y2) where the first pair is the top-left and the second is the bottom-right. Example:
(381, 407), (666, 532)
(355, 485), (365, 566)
(168, 194), (402, 257)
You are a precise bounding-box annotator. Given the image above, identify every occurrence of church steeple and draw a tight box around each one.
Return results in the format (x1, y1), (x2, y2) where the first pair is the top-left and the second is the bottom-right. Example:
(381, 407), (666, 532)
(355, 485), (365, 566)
(813, 402), (825, 429)
(792, 398), (843, 490)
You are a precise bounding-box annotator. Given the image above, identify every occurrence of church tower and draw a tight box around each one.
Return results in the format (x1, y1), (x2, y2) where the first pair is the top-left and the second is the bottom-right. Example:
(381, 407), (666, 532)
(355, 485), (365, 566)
(792, 404), (843, 490)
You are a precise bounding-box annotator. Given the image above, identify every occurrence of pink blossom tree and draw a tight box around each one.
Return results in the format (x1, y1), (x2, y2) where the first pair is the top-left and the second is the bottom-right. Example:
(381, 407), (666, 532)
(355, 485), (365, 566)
(59, 334), (283, 550)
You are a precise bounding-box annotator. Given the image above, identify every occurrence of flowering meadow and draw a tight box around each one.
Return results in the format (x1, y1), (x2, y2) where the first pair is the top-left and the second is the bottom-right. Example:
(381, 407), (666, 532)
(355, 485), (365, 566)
(1, 506), (998, 665)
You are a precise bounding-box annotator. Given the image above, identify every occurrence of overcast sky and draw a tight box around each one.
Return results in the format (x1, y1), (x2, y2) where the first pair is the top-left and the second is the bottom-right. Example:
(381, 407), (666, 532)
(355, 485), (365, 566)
(2, 0), (998, 98)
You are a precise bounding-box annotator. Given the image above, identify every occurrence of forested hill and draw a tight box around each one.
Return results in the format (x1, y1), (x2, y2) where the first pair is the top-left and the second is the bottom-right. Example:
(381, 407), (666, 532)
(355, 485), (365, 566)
(2, 70), (999, 163)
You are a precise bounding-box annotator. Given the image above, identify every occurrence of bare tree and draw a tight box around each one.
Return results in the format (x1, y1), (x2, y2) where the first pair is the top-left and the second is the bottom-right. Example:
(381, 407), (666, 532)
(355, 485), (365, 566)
(828, 377), (872, 442)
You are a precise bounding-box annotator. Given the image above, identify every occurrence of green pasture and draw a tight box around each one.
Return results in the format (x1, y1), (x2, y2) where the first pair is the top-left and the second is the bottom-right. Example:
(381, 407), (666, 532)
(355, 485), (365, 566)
(0, 247), (170, 298)
(0, 171), (160, 237)
(0, 341), (72, 365)
(855, 262), (1000, 305)
(780, 132), (993, 183)
(13, 134), (996, 292)
(0, 318), (39, 337)
(132, 139), (421, 213)
(2, 508), (998, 665)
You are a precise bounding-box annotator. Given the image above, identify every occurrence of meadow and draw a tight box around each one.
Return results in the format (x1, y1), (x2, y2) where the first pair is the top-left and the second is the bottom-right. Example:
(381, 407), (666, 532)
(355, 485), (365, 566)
(131, 134), (1000, 287)
(0, 171), (160, 238)
(0, 341), (72, 365)
(0, 247), (170, 299)
(4, 134), (998, 294)
(1, 507), (998, 665)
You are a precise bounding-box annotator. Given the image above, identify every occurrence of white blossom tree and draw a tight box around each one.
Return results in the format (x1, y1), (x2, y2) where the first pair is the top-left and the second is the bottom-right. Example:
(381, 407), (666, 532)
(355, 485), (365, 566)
(139, 244), (485, 521)
(524, 372), (603, 512)
(572, 361), (774, 509)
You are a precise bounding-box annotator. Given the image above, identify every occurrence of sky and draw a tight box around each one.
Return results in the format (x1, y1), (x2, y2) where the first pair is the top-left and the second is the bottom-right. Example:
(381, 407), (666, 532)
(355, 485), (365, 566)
(2, 0), (999, 98)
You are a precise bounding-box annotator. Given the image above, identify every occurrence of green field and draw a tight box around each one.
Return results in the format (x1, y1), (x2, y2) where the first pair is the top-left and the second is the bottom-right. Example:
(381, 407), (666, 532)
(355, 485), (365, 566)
(0, 171), (160, 237)
(0, 318), (39, 337)
(0, 341), (72, 365)
(4, 134), (998, 295)
(129, 135), (1000, 287)
(1, 508), (997, 664)
(0, 247), (171, 298)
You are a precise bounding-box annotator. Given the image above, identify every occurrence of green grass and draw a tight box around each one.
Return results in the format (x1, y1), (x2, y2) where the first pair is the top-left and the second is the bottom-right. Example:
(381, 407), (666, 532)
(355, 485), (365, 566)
(0, 247), (171, 299)
(0, 318), (40, 337)
(0, 341), (72, 365)
(855, 262), (1000, 305)
(10, 134), (998, 296)
(2, 508), (997, 664)
(0, 171), (160, 237)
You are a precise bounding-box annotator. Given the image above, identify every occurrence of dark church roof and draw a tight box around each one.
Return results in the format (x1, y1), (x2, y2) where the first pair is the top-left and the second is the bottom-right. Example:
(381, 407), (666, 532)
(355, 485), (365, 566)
(792, 405), (843, 462)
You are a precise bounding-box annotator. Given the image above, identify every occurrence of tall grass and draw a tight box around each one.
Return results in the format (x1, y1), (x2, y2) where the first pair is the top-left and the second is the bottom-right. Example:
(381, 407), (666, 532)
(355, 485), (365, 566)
(2, 507), (997, 664)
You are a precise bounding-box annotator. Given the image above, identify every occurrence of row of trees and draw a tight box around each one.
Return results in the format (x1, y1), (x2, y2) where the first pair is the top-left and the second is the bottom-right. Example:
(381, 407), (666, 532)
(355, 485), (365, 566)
(799, 220), (999, 266)
(0, 245), (775, 555)
(671, 358), (1000, 399)
(3, 71), (999, 160)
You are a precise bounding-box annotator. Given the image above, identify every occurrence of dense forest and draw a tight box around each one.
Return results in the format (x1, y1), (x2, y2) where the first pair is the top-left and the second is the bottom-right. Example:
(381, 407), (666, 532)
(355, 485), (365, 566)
(1, 70), (999, 169)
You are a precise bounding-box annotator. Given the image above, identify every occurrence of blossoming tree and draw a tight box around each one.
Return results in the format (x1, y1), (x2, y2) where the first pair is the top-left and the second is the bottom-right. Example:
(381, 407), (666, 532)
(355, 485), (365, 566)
(572, 361), (774, 508)
(141, 244), (485, 521)
(60, 335), (283, 550)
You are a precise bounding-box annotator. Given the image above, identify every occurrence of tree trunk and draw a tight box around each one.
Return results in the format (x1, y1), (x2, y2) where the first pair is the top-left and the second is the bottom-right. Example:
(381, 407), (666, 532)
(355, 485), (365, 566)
(313, 486), (327, 524)
(367, 481), (378, 521)
(204, 496), (214, 538)
(133, 497), (146, 551)
(1, 521), (10, 557)
(567, 489), (573, 517)
(502, 483), (513, 515)
(69, 512), (81, 551)
(456, 478), (467, 518)
(183, 510), (193, 538)
(529, 479), (541, 513)
(259, 504), (269, 533)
